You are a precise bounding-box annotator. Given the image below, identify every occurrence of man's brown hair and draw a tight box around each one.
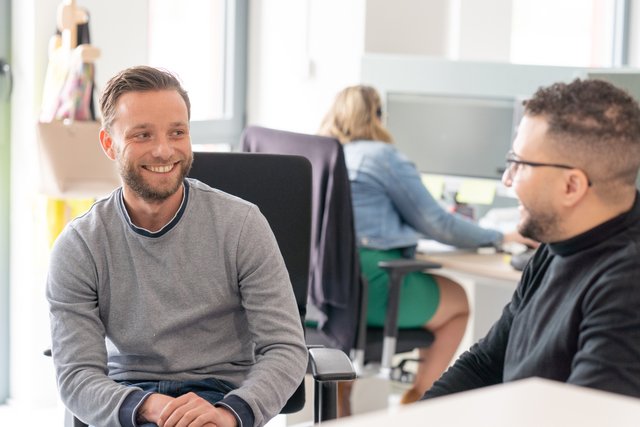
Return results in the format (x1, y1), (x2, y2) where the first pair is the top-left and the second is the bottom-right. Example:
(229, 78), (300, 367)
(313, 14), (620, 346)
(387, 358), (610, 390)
(99, 65), (190, 131)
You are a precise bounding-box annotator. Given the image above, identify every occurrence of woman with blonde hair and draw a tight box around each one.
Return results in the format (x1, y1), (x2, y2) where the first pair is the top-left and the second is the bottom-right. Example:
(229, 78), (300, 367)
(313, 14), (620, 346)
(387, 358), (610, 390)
(319, 85), (532, 405)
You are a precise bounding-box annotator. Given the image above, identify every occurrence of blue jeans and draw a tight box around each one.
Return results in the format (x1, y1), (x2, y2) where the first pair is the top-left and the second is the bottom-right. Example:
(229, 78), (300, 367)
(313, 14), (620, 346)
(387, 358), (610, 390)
(118, 378), (237, 427)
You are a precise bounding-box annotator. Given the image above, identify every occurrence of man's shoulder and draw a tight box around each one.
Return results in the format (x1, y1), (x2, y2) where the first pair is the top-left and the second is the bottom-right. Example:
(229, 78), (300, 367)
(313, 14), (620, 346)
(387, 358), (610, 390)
(187, 178), (255, 210)
(50, 192), (121, 259)
(68, 191), (120, 231)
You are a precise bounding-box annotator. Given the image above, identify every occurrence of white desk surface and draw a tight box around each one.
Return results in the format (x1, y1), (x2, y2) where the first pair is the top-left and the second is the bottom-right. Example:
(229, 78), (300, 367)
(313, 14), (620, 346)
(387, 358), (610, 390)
(417, 249), (523, 283)
(327, 378), (640, 427)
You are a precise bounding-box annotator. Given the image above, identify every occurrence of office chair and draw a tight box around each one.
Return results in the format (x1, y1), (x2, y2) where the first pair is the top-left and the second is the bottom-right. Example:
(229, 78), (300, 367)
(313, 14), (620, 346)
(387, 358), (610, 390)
(241, 125), (440, 379)
(46, 152), (355, 426)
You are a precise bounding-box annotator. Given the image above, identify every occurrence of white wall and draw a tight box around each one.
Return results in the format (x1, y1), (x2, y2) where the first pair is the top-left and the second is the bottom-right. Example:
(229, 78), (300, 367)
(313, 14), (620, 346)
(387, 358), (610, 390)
(455, 0), (512, 61)
(247, 0), (366, 134)
(246, 0), (518, 132)
(365, 0), (451, 56)
(362, 0), (512, 61)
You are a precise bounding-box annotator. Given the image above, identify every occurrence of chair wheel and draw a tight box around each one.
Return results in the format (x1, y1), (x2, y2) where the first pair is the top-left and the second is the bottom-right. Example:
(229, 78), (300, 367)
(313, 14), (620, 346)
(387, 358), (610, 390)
(390, 366), (403, 381)
(400, 372), (414, 383)
(391, 357), (421, 384)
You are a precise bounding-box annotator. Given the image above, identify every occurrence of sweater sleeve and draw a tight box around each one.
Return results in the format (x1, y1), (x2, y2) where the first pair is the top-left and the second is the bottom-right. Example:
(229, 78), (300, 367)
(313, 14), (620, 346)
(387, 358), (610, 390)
(567, 254), (640, 396)
(46, 226), (142, 427)
(225, 205), (308, 426)
(423, 306), (511, 399)
(383, 147), (502, 248)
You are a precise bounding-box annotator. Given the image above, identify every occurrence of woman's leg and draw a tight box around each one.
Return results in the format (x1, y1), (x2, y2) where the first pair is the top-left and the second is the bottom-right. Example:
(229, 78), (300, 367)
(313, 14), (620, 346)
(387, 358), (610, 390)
(401, 274), (469, 403)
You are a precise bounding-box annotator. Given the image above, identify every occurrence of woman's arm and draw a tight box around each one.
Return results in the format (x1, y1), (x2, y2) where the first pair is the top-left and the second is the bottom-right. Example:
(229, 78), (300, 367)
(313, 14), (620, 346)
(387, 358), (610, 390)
(382, 147), (503, 248)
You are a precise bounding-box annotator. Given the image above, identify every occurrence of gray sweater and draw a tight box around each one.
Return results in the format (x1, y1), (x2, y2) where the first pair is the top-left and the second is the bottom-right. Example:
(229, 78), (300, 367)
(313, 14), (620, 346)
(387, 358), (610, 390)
(47, 179), (308, 427)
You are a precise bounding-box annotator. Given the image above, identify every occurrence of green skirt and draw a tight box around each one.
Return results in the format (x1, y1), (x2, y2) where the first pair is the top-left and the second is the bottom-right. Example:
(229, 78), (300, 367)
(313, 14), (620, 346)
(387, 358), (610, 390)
(360, 247), (440, 328)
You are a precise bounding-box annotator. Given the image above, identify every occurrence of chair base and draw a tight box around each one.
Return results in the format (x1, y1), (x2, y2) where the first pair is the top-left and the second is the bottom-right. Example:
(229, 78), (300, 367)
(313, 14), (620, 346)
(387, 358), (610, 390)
(364, 327), (434, 364)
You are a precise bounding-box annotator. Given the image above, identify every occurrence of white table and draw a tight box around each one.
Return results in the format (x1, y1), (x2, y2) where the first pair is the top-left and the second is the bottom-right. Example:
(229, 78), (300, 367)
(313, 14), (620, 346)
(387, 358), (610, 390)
(325, 378), (640, 427)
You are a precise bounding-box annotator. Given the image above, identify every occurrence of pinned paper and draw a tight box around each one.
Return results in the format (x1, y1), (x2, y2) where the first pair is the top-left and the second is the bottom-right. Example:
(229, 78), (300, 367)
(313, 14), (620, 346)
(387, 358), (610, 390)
(456, 179), (496, 205)
(421, 174), (445, 201)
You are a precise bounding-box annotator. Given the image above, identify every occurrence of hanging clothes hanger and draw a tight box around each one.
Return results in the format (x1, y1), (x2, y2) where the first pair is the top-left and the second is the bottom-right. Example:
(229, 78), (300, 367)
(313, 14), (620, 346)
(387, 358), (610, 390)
(57, 0), (100, 63)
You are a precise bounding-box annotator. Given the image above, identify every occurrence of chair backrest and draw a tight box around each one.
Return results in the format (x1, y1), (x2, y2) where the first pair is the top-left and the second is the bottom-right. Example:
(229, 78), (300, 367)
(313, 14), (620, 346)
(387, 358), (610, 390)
(241, 126), (362, 354)
(188, 151), (312, 412)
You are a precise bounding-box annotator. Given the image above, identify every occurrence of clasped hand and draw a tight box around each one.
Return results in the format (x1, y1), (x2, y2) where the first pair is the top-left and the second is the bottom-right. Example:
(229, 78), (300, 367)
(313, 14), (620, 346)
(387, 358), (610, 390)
(138, 392), (238, 427)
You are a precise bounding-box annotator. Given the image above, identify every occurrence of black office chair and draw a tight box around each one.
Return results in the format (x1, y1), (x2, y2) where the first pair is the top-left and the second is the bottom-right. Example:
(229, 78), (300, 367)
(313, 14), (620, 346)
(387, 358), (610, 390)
(241, 126), (440, 380)
(47, 152), (355, 426)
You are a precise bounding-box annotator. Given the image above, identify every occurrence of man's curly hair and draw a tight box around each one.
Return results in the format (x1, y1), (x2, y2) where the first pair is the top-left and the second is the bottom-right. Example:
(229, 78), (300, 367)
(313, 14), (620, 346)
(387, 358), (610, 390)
(524, 78), (640, 190)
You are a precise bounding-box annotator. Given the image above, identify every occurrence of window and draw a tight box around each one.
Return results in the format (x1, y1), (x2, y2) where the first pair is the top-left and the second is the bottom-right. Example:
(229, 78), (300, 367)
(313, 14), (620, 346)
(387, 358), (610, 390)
(510, 0), (618, 67)
(147, 0), (247, 146)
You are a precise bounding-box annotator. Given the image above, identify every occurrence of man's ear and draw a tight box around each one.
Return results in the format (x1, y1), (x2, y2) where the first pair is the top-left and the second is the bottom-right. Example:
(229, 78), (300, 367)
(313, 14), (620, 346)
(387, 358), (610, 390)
(562, 169), (590, 207)
(99, 128), (117, 160)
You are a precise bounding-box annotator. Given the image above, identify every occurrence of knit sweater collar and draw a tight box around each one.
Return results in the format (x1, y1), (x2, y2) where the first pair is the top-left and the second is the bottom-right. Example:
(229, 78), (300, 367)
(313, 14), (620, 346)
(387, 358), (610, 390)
(117, 179), (190, 238)
(549, 191), (640, 257)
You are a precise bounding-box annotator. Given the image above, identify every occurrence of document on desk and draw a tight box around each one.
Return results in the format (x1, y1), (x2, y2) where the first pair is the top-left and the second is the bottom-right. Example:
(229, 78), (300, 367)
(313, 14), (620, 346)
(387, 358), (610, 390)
(416, 239), (460, 254)
(479, 206), (520, 233)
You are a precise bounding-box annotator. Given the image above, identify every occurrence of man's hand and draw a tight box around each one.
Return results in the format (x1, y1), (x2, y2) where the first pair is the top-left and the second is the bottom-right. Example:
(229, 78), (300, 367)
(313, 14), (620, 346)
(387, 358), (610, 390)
(137, 393), (175, 424)
(157, 392), (238, 427)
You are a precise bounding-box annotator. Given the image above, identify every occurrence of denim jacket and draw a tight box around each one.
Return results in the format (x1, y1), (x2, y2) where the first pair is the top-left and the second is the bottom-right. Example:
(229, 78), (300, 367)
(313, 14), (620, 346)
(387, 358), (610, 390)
(343, 140), (502, 251)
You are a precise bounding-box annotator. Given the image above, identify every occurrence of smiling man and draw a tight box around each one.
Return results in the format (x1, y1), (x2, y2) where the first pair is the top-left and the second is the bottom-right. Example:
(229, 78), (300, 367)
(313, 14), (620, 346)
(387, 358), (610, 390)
(46, 66), (307, 427)
(422, 78), (640, 400)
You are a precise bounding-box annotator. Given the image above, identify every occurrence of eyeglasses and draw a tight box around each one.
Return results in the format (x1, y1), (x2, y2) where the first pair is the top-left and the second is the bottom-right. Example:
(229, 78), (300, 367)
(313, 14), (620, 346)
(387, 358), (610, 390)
(503, 152), (592, 186)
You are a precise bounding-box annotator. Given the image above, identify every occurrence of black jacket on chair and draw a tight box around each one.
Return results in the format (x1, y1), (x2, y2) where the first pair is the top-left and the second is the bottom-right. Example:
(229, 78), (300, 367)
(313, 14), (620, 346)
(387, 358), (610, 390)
(242, 126), (361, 353)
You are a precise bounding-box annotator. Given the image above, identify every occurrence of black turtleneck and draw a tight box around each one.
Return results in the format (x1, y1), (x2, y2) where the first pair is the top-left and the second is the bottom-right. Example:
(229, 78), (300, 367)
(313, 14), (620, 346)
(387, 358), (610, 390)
(424, 192), (640, 399)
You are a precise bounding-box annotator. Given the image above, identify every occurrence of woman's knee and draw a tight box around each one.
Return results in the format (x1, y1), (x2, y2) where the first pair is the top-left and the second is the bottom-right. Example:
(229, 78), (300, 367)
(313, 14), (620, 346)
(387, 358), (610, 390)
(434, 275), (469, 316)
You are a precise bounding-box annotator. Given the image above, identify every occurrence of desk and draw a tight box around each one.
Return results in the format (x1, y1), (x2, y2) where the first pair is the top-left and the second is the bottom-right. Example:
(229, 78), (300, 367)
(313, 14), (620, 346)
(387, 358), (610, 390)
(418, 250), (522, 282)
(327, 378), (640, 427)
(416, 248), (522, 345)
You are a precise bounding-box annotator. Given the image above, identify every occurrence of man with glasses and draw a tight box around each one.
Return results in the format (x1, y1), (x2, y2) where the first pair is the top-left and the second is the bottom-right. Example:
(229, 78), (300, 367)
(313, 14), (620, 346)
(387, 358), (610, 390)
(422, 78), (640, 400)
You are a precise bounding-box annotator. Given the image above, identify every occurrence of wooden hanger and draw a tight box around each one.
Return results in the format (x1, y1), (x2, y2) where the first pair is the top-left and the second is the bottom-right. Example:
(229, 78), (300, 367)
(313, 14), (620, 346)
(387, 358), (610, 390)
(56, 0), (100, 63)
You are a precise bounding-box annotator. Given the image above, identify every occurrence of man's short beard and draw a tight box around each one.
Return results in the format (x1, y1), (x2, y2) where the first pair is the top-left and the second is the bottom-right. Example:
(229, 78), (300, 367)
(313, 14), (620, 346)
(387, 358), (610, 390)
(119, 155), (193, 202)
(518, 209), (558, 243)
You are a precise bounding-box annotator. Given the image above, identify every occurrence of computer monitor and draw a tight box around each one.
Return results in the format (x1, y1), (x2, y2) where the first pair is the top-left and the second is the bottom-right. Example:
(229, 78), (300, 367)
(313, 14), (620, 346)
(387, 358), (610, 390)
(585, 71), (640, 102)
(385, 92), (517, 180)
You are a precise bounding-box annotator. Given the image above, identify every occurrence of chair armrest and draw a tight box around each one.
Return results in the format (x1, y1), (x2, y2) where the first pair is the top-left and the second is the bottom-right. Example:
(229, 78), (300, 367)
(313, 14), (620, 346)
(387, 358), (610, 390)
(308, 347), (356, 382)
(307, 347), (356, 423)
(377, 259), (441, 275)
